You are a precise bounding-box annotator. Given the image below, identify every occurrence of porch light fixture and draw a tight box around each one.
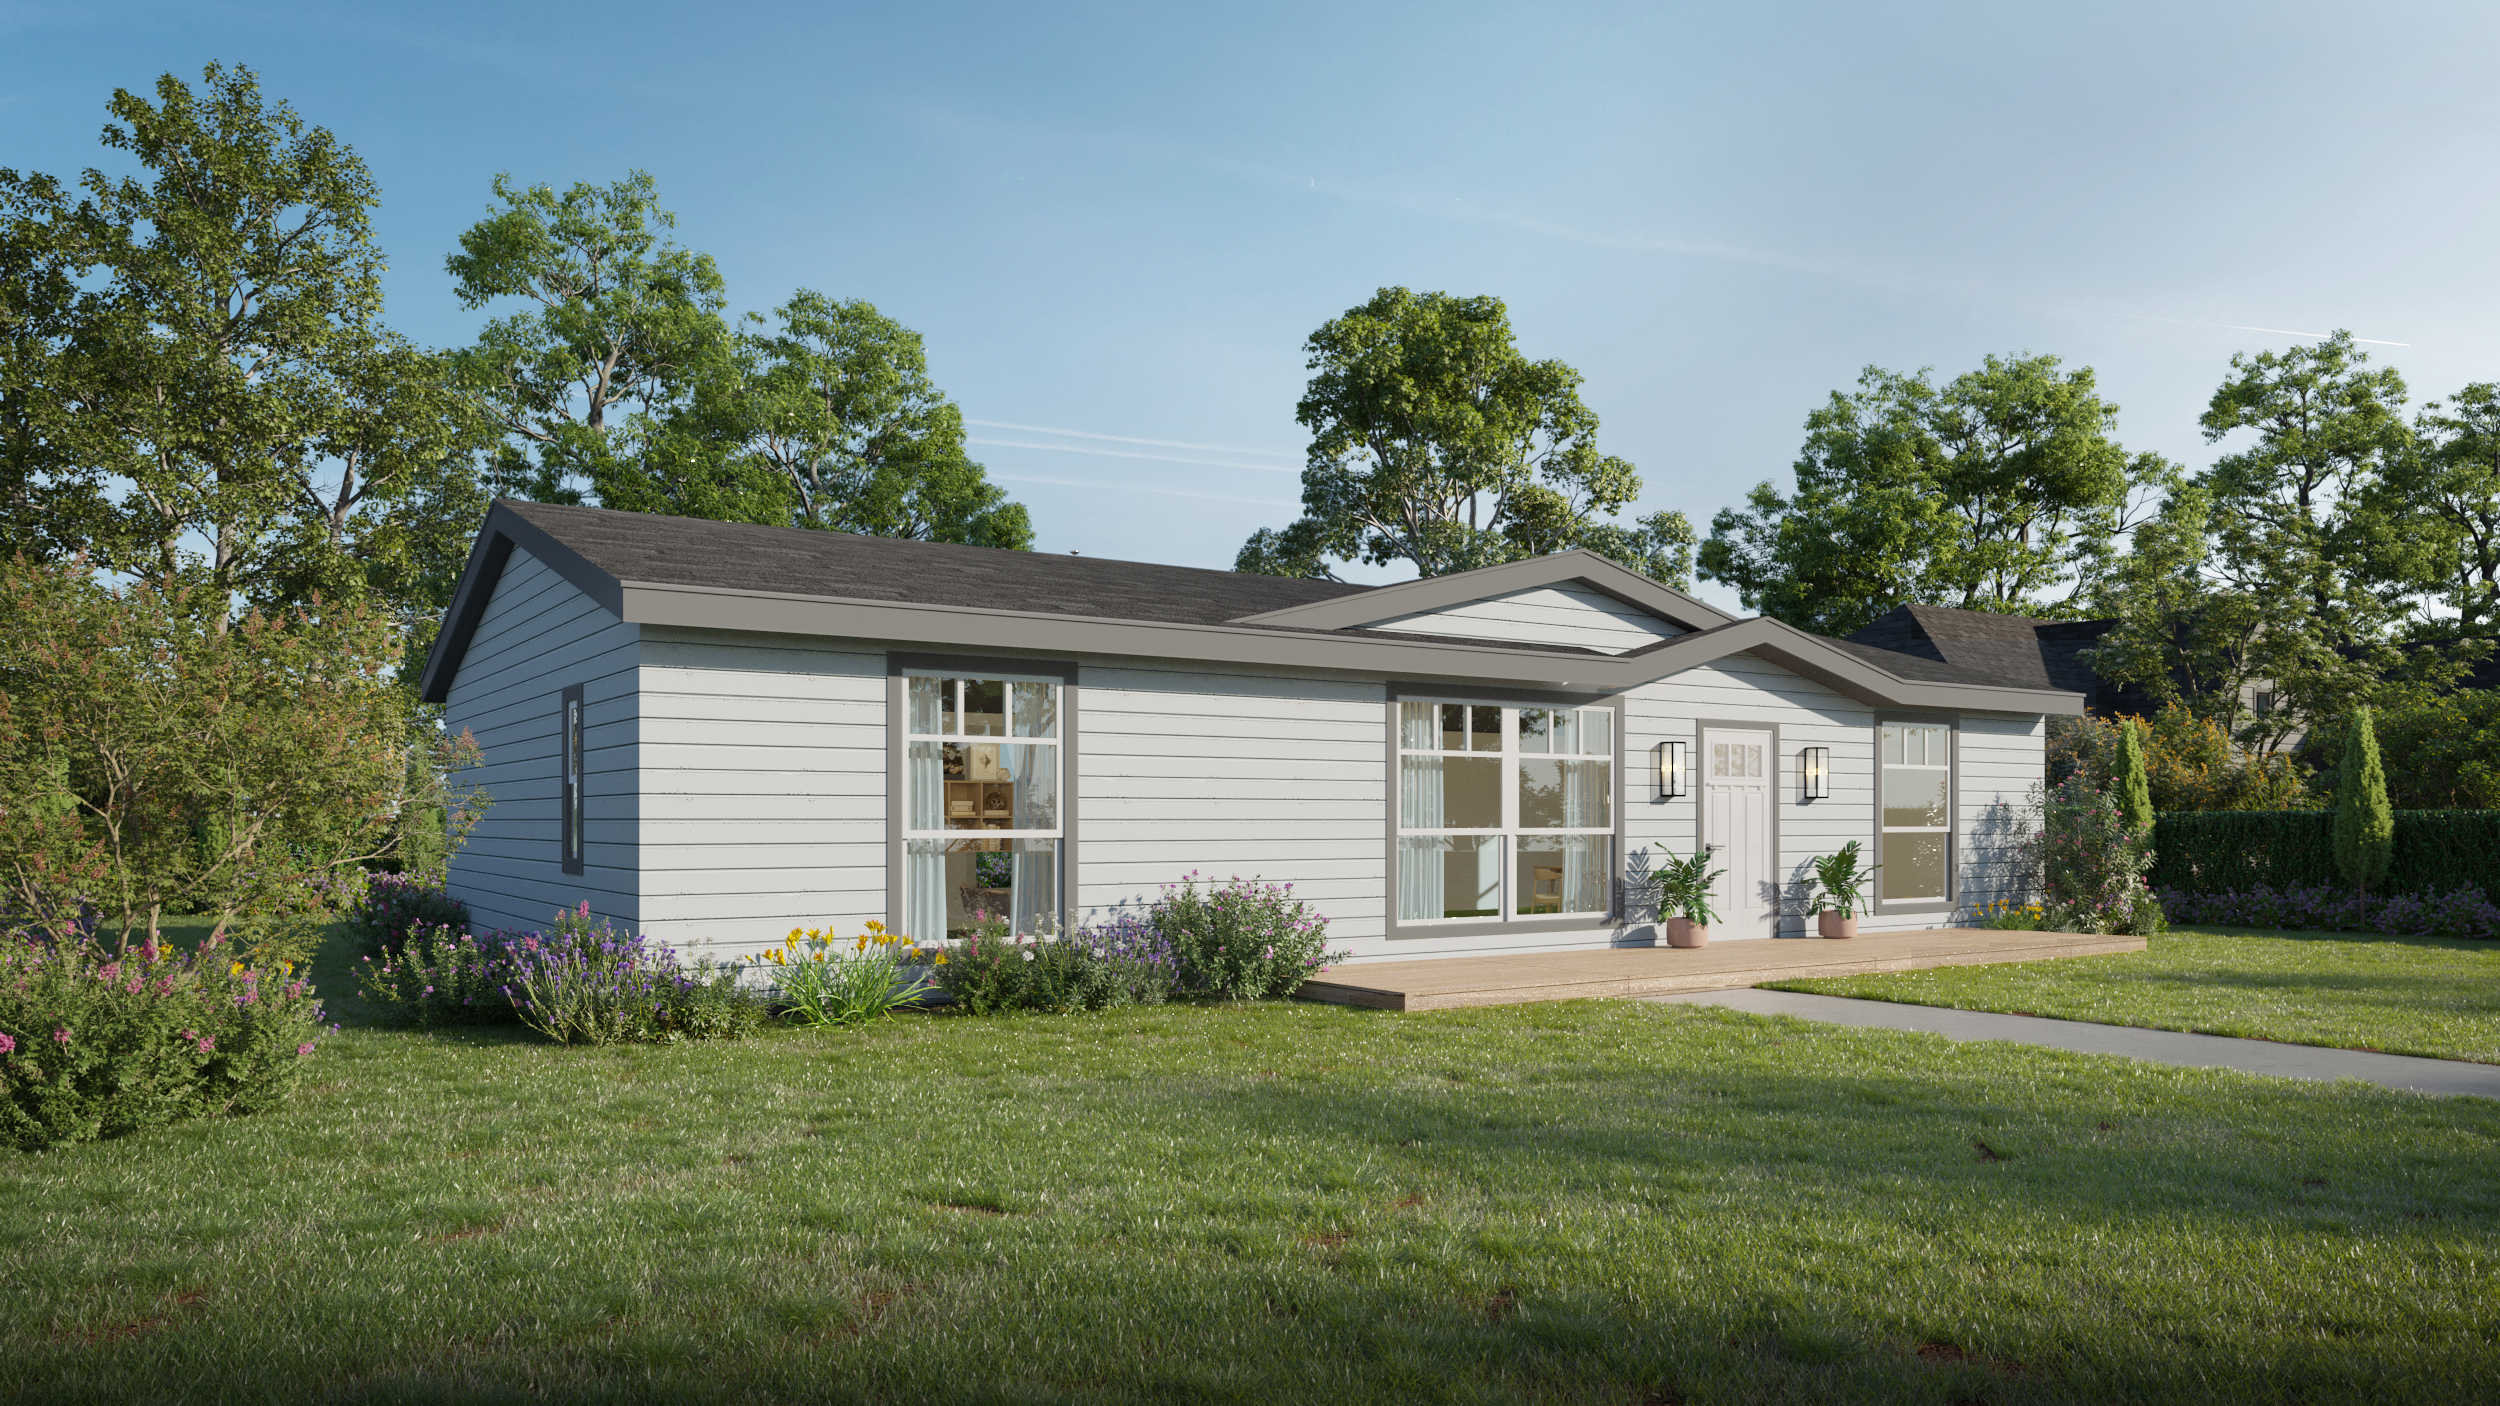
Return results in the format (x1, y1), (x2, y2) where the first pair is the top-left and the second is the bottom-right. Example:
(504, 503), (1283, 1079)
(1801, 745), (1831, 800)
(1656, 740), (1688, 799)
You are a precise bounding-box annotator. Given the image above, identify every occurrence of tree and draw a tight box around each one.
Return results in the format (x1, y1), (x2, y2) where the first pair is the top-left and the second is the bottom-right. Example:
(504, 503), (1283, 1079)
(2116, 718), (2154, 833)
(0, 556), (487, 949)
(2365, 382), (2500, 643)
(735, 292), (1031, 547)
(1235, 287), (1691, 584)
(0, 65), (486, 622)
(2193, 332), (2452, 730)
(2081, 486), (2278, 730)
(2332, 708), (2392, 893)
(1700, 354), (2174, 635)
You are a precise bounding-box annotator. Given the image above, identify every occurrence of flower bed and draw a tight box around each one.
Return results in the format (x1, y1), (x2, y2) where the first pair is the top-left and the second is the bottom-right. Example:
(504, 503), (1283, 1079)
(1, 924), (328, 1152)
(2158, 884), (2500, 940)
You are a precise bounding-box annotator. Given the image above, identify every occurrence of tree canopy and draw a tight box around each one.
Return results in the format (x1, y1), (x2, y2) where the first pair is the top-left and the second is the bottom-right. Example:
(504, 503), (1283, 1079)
(0, 64), (487, 623)
(1235, 288), (1692, 586)
(1699, 353), (2173, 635)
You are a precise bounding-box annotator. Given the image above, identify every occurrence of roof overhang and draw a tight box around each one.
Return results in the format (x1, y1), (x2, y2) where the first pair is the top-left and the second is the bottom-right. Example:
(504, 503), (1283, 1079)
(419, 505), (2082, 716)
(1229, 548), (1738, 634)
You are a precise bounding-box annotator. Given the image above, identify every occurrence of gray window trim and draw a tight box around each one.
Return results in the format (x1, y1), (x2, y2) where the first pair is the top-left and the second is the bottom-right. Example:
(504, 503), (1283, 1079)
(1873, 711), (1960, 916)
(885, 651), (1081, 938)
(559, 683), (584, 876)
(1382, 681), (1629, 941)
(1693, 717), (1787, 935)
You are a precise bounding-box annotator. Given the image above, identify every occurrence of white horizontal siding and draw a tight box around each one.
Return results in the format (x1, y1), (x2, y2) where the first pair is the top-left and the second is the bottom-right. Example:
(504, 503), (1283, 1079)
(442, 549), (642, 938)
(1362, 582), (1683, 654)
(630, 629), (887, 958)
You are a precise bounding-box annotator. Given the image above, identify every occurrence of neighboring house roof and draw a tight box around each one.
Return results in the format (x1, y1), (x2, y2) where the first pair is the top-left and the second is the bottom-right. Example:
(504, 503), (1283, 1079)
(420, 501), (2086, 716)
(1845, 604), (2154, 715)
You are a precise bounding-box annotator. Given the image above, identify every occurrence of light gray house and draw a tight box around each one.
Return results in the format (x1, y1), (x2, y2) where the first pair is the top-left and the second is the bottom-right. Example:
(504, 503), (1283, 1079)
(419, 501), (2082, 962)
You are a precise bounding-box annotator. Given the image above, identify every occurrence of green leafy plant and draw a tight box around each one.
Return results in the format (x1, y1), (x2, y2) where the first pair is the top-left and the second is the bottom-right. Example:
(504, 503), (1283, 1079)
(1977, 899), (2046, 930)
(931, 910), (1179, 1016)
(1806, 841), (1876, 919)
(354, 921), (513, 1026)
(1149, 873), (1343, 1001)
(751, 919), (933, 1028)
(2032, 779), (2165, 936)
(1650, 848), (1723, 925)
(2334, 708), (2394, 893)
(0, 927), (328, 1151)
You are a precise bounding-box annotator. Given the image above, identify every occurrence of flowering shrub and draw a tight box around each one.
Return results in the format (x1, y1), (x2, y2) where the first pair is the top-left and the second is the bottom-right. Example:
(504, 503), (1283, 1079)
(1152, 873), (1345, 1001)
(2159, 884), (2500, 939)
(0, 930), (328, 1151)
(752, 920), (933, 1027)
(355, 921), (515, 1026)
(342, 873), (470, 956)
(2030, 778), (2165, 936)
(504, 904), (762, 1045)
(931, 910), (1180, 1015)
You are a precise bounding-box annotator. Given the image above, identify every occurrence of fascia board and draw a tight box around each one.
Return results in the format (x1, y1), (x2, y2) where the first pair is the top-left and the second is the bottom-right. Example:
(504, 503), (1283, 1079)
(612, 580), (2084, 714)
(416, 502), (629, 704)
(1228, 550), (1736, 633)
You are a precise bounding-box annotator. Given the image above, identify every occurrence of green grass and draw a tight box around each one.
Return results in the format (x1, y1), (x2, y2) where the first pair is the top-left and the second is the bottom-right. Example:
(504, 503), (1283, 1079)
(1769, 926), (2500, 1065)
(3, 926), (2497, 1404)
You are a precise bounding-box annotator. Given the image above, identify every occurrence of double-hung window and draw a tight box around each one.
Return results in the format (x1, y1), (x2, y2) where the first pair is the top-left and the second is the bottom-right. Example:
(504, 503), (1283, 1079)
(1878, 721), (1951, 903)
(1396, 701), (1614, 924)
(902, 674), (1063, 939)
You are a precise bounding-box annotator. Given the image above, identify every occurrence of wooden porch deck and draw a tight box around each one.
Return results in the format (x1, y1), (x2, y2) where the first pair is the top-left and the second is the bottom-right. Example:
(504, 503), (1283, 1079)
(1293, 928), (2145, 1012)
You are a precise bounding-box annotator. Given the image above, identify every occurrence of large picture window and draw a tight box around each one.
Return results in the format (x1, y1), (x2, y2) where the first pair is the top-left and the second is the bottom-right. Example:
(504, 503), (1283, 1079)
(1879, 721), (1951, 903)
(903, 674), (1062, 939)
(1396, 700), (1614, 924)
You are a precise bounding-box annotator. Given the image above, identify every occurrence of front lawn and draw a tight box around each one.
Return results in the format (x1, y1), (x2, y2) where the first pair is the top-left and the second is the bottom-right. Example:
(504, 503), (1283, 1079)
(3, 927), (2496, 1404)
(1769, 926), (2500, 1064)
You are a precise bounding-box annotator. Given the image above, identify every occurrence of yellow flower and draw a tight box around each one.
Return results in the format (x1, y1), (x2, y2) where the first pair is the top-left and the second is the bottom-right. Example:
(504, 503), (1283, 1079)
(788, 927), (803, 940)
(813, 951), (825, 963)
(934, 953), (949, 965)
(230, 962), (245, 976)
(865, 919), (886, 933)
(854, 936), (868, 951)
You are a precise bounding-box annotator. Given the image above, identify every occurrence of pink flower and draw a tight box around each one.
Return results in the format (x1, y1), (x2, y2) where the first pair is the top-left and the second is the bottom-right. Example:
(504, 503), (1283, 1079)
(0, 1033), (14, 1054)
(296, 1042), (315, 1056)
(125, 978), (142, 994)
(196, 1035), (215, 1054)
(52, 1028), (70, 1044)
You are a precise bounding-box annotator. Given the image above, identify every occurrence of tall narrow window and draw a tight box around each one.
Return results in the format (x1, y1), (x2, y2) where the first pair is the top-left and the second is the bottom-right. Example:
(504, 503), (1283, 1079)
(1396, 700), (1613, 924)
(560, 684), (584, 875)
(903, 675), (1062, 940)
(1878, 721), (1951, 903)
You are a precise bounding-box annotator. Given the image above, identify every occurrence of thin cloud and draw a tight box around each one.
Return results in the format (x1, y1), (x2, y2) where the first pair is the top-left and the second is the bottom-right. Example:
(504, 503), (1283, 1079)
(966, 418), (1297, 459)
(2090, 312), (2409, 347)
(970, 437), (1301, 475)
(988, 472), (1295, 509)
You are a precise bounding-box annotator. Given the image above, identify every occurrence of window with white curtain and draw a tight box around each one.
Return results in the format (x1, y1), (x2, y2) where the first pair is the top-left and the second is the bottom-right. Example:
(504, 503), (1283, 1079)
(1396, 700), (1614, 923)
(902, 675), (1062, 940)
(1878, 721), (1952, 902)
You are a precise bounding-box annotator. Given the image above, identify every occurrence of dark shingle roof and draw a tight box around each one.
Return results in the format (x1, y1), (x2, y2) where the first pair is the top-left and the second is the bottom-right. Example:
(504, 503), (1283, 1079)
(1844, 604), (2143, 709)
(502, 500), (1370, 627)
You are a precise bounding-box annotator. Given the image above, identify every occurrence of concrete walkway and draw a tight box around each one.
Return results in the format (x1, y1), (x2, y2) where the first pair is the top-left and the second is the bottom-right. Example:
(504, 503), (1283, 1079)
(1648, 989), (2500, 1099)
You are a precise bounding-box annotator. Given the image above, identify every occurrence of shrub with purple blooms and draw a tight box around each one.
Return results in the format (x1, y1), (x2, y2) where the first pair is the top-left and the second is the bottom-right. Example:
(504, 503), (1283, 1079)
(341, 873), (470, 956)
(932, 910), (1181, 1015)
(356, 903), (763, 1043)
(354, 922), (516, 1026)
(1151, 873), (1346, 1001)
(2159, 883), (2500, 939)
(0, 929), (328, 1151)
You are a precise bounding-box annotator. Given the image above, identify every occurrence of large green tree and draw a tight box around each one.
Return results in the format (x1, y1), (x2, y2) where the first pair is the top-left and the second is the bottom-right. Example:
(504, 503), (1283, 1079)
(1700, 354), (2174, 635)
(1235, 287), (1692, 585)
(0, 64), (486, 620)
(2366, 381), (2500, 643)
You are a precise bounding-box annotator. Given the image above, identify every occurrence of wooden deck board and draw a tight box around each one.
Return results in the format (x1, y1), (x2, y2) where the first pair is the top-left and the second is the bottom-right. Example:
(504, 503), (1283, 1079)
(1293, 929), (2145, 1012)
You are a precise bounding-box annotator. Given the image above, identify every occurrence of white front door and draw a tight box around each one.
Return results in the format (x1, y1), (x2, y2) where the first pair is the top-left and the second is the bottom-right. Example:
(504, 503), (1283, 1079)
(1702, 728), (1776, 939)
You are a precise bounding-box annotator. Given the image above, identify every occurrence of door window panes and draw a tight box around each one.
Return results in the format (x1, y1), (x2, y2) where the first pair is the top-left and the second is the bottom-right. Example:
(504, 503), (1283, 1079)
(1397, 700), (1615, 923)
(1879, 723), (1951, 902)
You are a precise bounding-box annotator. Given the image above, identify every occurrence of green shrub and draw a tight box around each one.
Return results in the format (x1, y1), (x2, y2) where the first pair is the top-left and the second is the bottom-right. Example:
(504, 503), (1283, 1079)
(341, 873), (469, 957)
(354, 921), (515, 1027)
(0, 929), (329, 1151)
(2149, 809), (2500, 900)
(2034, 778), (2165, 936)
(930, 911), (1177, 1015)
(1153, 873), (1343, 1001)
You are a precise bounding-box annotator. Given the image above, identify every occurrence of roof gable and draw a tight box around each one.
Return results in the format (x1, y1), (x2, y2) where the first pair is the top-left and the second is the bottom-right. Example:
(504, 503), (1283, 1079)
(1231, 550), (1735, 635)
(1358, 581), (1686, 654)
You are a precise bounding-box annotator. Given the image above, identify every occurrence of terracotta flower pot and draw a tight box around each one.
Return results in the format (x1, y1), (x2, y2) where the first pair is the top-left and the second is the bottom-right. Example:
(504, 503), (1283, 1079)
(1666, 917), (1711, 948)
(1818, 910), (1858, 939)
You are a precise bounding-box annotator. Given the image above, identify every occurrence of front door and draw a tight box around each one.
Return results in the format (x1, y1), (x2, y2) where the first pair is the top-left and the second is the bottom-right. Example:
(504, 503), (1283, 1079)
(1702, 728), (1776, 939)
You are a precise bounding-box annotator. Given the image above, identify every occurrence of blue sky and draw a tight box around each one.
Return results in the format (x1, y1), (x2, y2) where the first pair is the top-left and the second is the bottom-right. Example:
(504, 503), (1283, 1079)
(6, 1), (2496, 608)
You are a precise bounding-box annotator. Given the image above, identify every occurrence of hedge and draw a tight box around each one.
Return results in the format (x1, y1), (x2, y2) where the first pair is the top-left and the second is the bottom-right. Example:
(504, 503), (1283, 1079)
(2149, 809), (2500, 899)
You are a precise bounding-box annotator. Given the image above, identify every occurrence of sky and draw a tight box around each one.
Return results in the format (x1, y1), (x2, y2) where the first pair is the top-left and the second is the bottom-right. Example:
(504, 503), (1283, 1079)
(6, 0), (2497, 610)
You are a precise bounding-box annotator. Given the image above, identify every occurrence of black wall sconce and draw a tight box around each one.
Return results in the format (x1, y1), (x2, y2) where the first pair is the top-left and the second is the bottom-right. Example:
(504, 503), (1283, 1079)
(1800, 745), (1831, 800)
(1657, 740), (1688, 799)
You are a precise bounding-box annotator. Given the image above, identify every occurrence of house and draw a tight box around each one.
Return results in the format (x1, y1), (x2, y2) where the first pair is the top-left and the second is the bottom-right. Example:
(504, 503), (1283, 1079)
(1846, 604), (2284, 726)
(418, 502), (2084, 961)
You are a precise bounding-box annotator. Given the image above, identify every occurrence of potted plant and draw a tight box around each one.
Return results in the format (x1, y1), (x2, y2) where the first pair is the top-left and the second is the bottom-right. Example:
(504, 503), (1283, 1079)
(1807, 841), (1876, 939)
(1651, 848), (1724, 948)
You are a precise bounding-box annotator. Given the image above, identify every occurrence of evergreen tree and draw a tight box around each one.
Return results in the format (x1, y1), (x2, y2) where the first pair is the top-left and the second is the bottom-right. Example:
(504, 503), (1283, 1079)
(2333, 708), (2394, 893)
(2117, 718), (2154, 834)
